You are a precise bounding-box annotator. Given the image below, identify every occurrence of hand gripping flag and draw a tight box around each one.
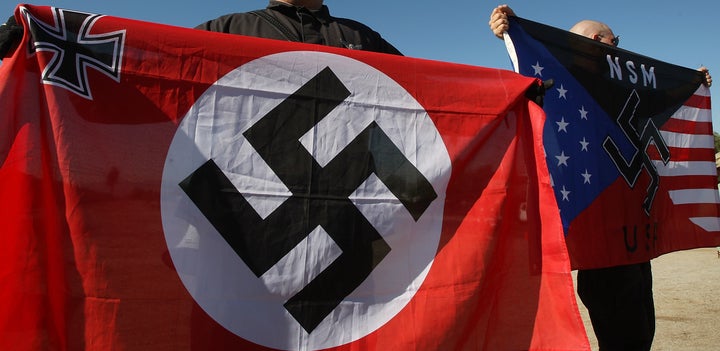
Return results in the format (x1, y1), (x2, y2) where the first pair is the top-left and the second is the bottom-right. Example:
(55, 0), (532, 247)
(0, 5), (589, 350)
(504, 16), (720, 269)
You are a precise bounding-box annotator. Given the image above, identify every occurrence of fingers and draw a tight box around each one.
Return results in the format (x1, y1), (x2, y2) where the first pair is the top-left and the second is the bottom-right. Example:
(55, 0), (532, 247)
(499, 4), (516, 16)
(705, 71), (712, 88)
(488, 5), (514, 39)
(699, 66), (712, 88)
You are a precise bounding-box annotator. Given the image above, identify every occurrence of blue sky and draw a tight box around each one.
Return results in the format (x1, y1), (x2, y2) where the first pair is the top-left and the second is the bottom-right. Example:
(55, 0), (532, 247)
(3, 1), (720, 128)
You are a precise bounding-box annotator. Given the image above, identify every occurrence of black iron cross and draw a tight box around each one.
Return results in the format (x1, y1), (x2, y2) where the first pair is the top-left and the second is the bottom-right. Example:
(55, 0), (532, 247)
(23, 7), (125, 99)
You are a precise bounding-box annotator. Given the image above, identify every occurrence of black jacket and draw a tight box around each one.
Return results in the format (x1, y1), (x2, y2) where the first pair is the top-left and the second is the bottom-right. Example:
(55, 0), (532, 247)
(195, 1), (401, 55)
(0, 3), (401, 59)
(0, 16), (22, 59)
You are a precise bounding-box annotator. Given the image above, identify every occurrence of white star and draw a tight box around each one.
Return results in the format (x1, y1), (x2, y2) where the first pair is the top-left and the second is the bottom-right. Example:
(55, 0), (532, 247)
(579, 106), (589, 120)
(532, 61), (544, 76)
(557, 84), (568, 99)
(579, 137), (590, 151)
(561, 186), (571, 201)
(556, 117), (569, 133)
(555, 151), (570, 167)
(581, 169), (592, 184)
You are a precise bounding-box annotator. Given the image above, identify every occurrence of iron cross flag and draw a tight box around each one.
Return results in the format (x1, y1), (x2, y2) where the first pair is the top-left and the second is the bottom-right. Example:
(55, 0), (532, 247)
(504, 16), (720, 269)
(0, 5), (589, 351)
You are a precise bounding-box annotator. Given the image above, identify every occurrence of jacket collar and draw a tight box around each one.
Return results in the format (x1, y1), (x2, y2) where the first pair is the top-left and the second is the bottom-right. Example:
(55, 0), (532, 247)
(267, 0), (333, 24)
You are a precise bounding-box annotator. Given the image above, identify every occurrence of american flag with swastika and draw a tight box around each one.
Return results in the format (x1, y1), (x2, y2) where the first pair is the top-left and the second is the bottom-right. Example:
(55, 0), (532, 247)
(504, 16), (720, 269)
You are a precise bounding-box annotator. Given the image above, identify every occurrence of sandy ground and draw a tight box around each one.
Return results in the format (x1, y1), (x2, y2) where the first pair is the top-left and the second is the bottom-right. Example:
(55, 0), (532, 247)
(572, 247), (720, 350)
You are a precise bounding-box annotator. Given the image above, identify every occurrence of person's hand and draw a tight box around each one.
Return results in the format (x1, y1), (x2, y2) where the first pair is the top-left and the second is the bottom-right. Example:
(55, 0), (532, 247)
(699, 66), (712, 88)
(0, 15), (24, 59)
(488, 5), (516, 39)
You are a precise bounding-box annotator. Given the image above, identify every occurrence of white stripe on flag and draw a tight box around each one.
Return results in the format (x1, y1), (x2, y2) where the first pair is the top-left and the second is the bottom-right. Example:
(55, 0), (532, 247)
(660, 131), (714, 149)
(690, 217), (720, 232)
(671, 106), (711, 123)
(694, 85), (711, 97)
(654, 160), (717, 177)
(504, 32), (521, 74)
(669, 189), (720, 204)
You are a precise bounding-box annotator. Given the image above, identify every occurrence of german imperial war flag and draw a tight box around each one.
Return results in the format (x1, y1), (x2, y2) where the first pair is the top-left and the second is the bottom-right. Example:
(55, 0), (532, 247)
(0, 5), (589, 351)
(504, 16), (720, 269)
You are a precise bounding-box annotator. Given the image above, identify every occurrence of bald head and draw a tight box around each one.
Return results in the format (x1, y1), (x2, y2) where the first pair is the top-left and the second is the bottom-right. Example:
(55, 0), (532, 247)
(570, 20), (618, 46)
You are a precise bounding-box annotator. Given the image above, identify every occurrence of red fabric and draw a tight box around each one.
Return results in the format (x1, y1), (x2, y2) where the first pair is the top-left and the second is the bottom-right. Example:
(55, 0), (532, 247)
(0, 5), (588, 350)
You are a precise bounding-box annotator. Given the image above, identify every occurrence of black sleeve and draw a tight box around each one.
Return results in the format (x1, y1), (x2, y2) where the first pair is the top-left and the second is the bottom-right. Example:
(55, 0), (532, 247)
(0, 15), (23, 59)
(333, 18), (402, 56)
(193, 13), (256, 34)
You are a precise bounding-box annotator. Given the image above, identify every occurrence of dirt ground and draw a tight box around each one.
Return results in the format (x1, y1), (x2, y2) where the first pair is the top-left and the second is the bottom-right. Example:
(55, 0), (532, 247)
(572, 247), (720, 350)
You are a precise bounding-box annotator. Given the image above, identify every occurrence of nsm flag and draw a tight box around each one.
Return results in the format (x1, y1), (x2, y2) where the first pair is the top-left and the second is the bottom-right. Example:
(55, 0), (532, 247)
(504, 16), (720, 269)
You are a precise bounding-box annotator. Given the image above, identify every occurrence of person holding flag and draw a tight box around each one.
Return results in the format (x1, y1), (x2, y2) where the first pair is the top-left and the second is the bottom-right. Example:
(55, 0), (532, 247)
(0, 2), (597, 350)
(489, 4), (712, 351)
(0, 0), (402, 60)
(195, 0), (401, 55)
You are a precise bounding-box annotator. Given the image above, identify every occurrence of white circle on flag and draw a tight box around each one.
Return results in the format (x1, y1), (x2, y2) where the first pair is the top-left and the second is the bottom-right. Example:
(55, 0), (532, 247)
(160, 51), (450, 350)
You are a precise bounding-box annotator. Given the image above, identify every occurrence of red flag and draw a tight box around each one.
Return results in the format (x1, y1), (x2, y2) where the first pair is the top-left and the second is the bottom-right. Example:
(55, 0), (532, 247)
(0, 5), (589, 350)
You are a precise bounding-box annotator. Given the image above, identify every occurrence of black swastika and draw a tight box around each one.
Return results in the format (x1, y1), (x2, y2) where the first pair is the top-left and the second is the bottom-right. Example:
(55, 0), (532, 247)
(603, 90), (670, 215)
(179, 67), (438, 333)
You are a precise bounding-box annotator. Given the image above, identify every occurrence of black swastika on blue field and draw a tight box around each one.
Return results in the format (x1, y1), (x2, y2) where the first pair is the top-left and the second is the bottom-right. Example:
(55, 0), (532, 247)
(179, 67), (437, 333)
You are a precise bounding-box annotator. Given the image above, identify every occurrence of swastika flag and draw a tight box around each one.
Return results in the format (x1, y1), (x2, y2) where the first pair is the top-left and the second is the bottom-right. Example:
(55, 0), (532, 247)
(0, 5), (589, 350)
(504, 16), (720, 269)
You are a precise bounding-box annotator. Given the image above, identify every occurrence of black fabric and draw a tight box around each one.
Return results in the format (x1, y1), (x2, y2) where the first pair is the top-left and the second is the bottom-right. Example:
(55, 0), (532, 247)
(577, 262), (655, 351)
(513, 16), (702, 131)
(249, 10), (300, 42)
(0, 15), (23, 59)
(525, 79), (553, 107)
(195, 1), (401, 55)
